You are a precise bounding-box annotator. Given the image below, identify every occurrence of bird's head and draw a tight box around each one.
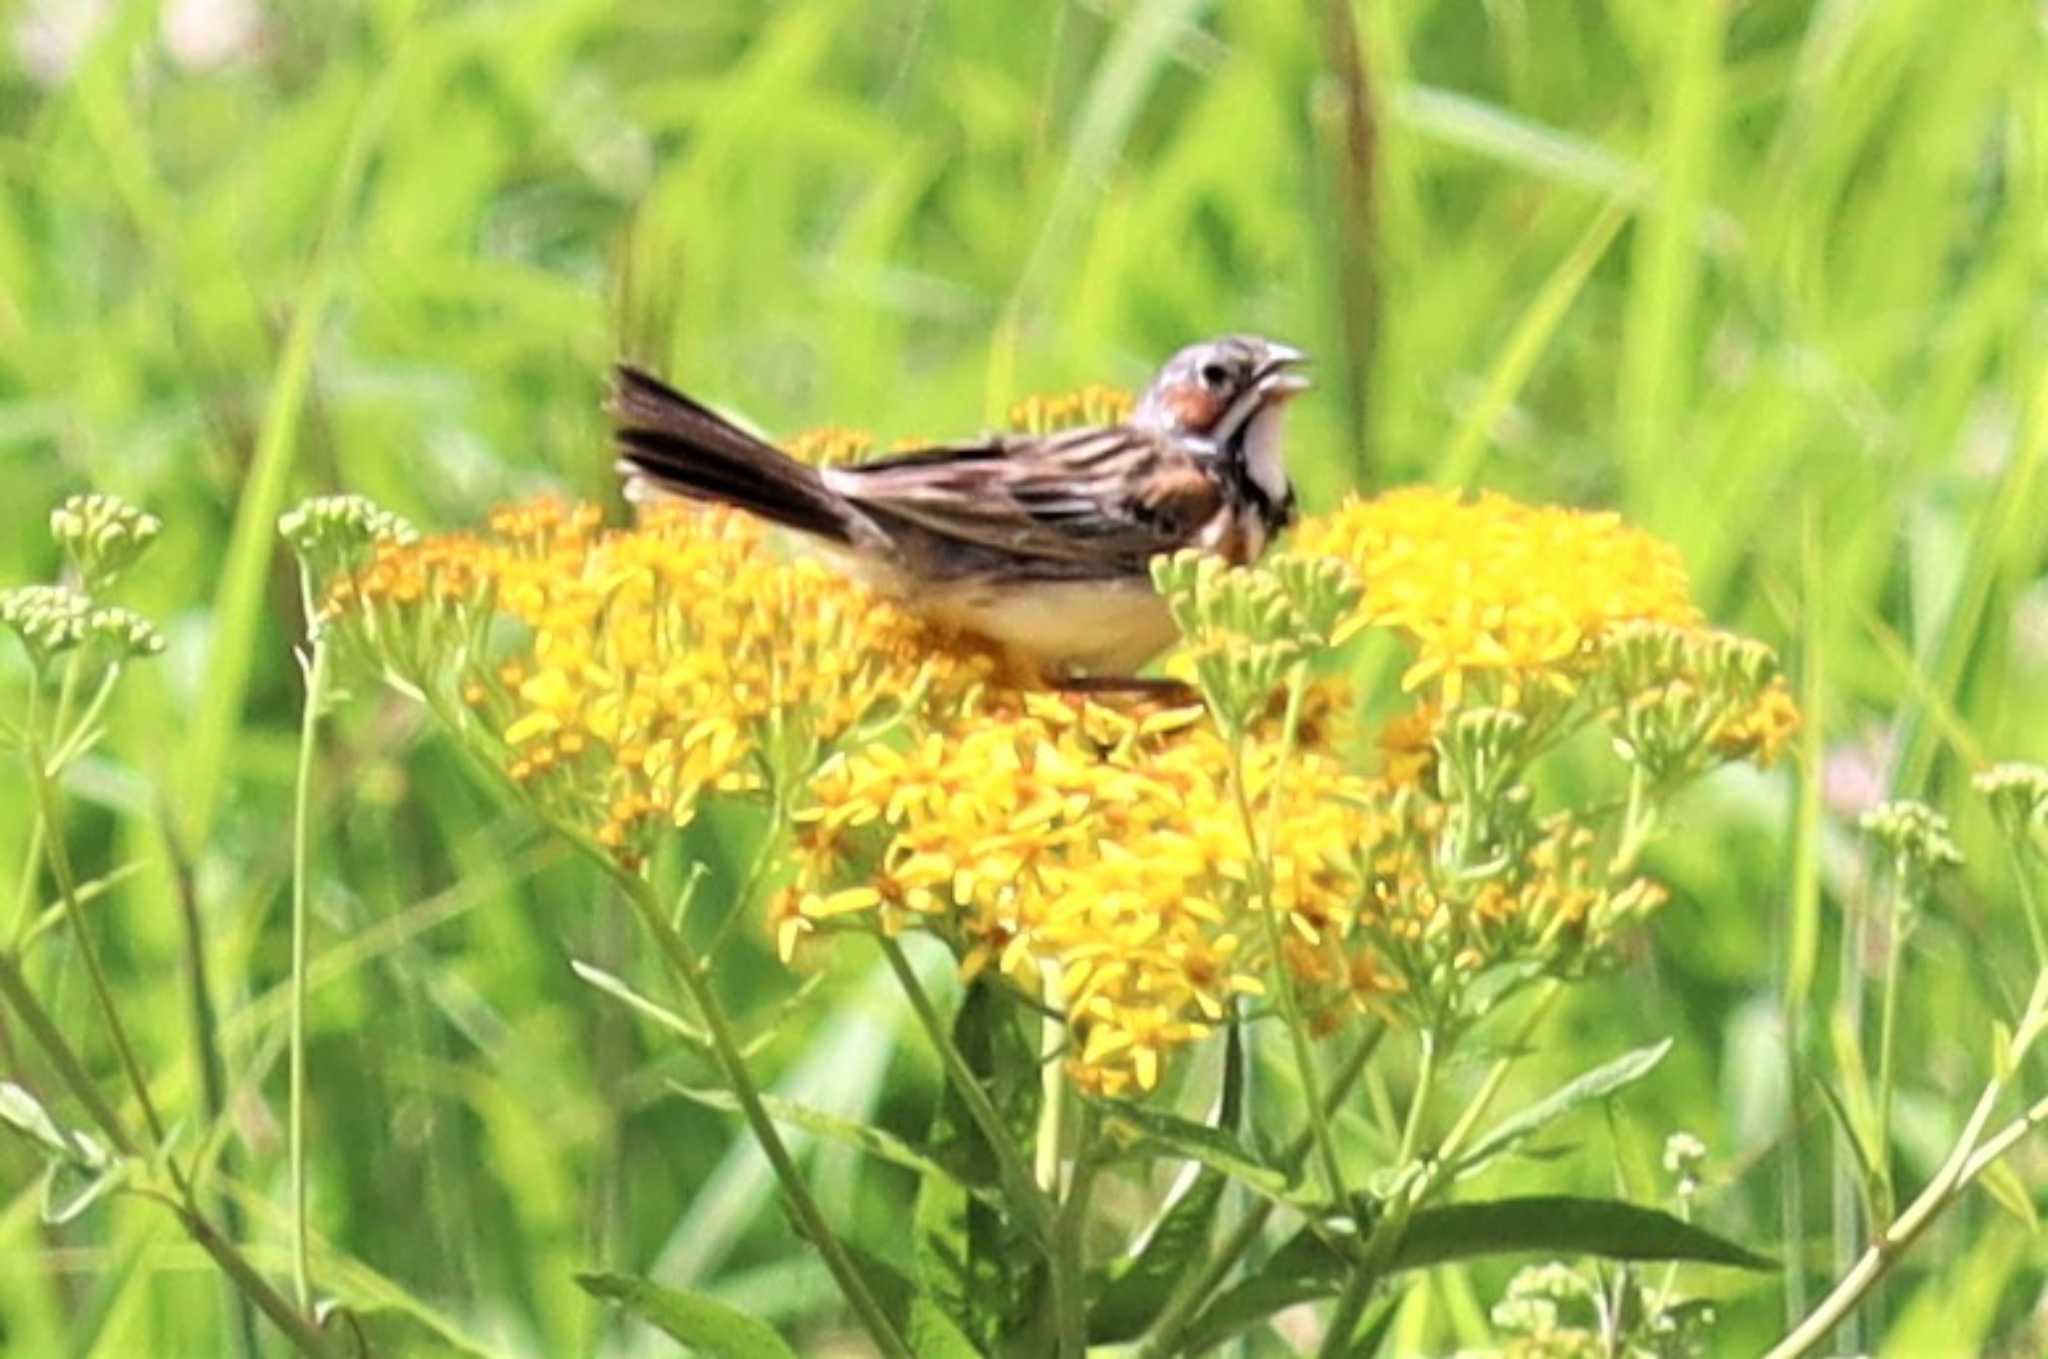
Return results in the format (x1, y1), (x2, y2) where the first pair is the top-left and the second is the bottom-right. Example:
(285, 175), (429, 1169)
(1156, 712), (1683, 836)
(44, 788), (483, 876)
(1133, 335), (1311, 442)
(1135, 335), (1310, 520)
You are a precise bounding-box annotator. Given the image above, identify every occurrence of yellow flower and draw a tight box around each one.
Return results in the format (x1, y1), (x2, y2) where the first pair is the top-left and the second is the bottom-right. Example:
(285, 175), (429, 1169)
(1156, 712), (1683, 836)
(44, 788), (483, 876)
(332, 497), (995, 867)
(1291, 488), (1700, 706)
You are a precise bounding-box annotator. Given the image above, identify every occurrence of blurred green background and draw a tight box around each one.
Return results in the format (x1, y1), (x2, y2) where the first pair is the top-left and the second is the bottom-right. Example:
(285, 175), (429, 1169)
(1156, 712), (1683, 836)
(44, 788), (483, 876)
(2, 0), (2046, 1354)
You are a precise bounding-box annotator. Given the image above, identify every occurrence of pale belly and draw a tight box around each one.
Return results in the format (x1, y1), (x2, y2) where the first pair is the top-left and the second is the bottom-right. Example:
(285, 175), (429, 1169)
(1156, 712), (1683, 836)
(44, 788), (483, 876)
(828, 548), (1178, 674)
(919, 576), (1181, 674)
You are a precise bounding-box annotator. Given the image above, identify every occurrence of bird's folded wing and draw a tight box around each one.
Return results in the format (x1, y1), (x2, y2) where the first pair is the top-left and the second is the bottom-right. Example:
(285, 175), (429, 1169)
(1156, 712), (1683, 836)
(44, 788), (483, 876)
(824, 427), (1221, 567)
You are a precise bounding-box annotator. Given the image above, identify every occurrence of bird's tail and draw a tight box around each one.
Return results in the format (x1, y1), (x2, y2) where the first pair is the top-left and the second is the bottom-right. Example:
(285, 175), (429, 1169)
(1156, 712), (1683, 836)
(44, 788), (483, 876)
(609, 364), (862, 545)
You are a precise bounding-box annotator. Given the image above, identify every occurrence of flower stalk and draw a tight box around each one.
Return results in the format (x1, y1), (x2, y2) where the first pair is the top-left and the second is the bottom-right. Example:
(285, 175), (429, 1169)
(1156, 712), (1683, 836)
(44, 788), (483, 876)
(876, 935), (1058, 1247)
(630, 868), (914, 1359)
(288, 636), (328, 1312)
(1767, 965), (2048, 1359)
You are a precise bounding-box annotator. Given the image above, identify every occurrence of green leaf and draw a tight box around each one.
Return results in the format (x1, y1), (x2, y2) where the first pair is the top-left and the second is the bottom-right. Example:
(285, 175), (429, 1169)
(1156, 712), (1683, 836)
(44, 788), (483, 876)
(573, 960), (713, 1053)
(0, 1081), (106, 1167)
(1974, 1158), (2040, 1234)
(1392, 1196), (1776, 1271)
(1811, 1076), (1881, 1224)
(1177, 1226), (1345, 1355)
(1087, 1024), (1246, 1342)
(668, 1083), (1003, 1210)
(1095, 1103), (1294, 1202)
(1449, 1039), (1673, 1177)
(575, 1273), (798, 1359)
(905, 1296), (986, 1359)
(1826, 1009), (1881, 1175)
(1992, 1019), (2017, 1084)
(41, 1156), (129, 1226)
(0, 1081), (80, 1160)
(1182, 1195), (1770, 1352)
(911, 980), (1043, 1350)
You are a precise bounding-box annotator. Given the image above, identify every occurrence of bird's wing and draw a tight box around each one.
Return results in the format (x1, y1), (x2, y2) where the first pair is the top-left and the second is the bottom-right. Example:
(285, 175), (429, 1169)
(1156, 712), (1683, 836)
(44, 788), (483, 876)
(822, 426), (1223, 568)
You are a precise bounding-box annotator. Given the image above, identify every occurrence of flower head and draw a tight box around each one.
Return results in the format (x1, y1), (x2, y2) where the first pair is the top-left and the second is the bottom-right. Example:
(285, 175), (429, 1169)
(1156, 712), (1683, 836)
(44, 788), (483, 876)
(1292, 488), (1701, 706)
(321, 499), (994, 866)
(51, 493), (162, 589)
(0, 584), (92, 665)
(1975, 762), (2048, 845)
(1859, 799), (1964, 877)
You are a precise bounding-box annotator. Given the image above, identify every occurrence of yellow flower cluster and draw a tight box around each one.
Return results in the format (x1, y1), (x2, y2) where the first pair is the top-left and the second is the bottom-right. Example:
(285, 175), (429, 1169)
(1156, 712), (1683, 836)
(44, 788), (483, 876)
(1293, 488), (1701, 705)
(328, 498), (995, 863)
(312, 396), (1797, 1095)
(783, 690), (1382, 1095)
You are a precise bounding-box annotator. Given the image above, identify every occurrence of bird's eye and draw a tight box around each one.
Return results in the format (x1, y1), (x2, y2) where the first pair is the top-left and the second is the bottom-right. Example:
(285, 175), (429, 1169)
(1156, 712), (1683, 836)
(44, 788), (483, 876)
(1198, 362), (1230, 389)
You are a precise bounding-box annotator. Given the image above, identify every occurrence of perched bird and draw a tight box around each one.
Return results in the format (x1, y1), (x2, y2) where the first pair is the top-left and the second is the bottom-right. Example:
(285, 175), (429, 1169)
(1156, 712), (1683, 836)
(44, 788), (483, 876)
(610, 335), (1310, 680)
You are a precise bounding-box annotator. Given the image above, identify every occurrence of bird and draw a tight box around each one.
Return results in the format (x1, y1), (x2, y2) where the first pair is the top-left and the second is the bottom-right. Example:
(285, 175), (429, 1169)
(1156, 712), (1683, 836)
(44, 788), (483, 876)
(609, 335), (1310, 684)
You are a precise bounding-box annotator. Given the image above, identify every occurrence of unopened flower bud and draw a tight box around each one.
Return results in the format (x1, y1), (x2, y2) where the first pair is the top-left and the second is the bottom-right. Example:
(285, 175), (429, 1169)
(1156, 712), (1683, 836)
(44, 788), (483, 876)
(50, 493), (162, 587)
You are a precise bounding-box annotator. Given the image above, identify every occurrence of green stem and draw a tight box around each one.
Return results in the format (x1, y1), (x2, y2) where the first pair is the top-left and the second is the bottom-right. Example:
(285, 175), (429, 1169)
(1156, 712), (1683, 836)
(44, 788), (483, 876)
(2007, 843), (2048, 972)
(1319, 1027), (1440, 1358)
(703, 803), (788, 961)
(1140, 1023), (1385, 1359)
(45, 648), (89, 770)
(876, 934), (1058, 1247)
(43, 663), (124, 774)
(22, 727), (170, 1152)
(1396, 1029), (1439, 1168)
(1432, 981), (1563, 1176)
(1232, 667), (1348, 1213)
(626, 872), (912, 1359)
(1035, 959), (1069, 1196)
(0, 950), (137, 1157)
(9, 670), (49, 951)
(1050, 1102), (1101, 1359)
(1609, 764), (1661, 877)
(1872, 868), (1906, 1223)
(0, 947), (325, 1356)
(1766, 968), (2048, 1359)
(9, 818), (48, 952)
(165, 802), (262, 1359)
(169, 1199), (340, 1359)
(1317, 1269), (1378, 1359)
(288, 639), (329, 1311)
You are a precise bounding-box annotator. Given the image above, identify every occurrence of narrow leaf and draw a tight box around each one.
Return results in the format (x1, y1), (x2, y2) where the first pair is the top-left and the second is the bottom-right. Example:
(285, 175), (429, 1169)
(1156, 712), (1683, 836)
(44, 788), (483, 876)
(40, 1156), (129, 1226)
(1451, 1039), (1672, 1177)
(1088, 1024), (1245, 1342)
(669, 1083), (1003, 1209)
(1393, 1197), (1775, 1271)
(1992, 1020), (2017, 1084)
(1974, 1158), (2040, 1234)
(573, 960), (711, 1051)
(0, 1081), (79, 1159)
(575, 1273), (798, 1359)
(1096, 1102), (1293, 1201)
(0, 1081), (105, 1166)
(1181, 1195), (1770, 1353)
(911, 980), (1040, 1349)
(1811, 1076), (1881, 1224)
(1089, 1155), (1227, 1343)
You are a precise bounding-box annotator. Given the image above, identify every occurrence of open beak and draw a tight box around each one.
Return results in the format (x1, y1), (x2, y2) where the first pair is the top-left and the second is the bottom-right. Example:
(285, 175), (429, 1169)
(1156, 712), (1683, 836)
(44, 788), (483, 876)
(1255, 344), (1312, 397)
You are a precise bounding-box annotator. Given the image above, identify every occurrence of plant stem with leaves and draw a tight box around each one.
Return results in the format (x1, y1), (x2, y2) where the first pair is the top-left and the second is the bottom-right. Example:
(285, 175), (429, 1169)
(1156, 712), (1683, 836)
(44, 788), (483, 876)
(622, 866), (914, 1359)
(1768, 964), (2048, 1359)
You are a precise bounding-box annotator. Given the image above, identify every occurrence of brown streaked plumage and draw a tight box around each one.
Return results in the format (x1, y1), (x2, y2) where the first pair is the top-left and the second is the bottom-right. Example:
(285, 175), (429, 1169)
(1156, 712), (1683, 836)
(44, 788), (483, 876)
(611, 335), (1311, 677)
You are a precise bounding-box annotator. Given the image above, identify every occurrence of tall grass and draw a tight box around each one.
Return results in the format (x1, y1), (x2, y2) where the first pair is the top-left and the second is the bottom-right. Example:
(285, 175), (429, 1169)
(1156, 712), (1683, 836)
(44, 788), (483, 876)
(1, 0), (2043, 1353)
